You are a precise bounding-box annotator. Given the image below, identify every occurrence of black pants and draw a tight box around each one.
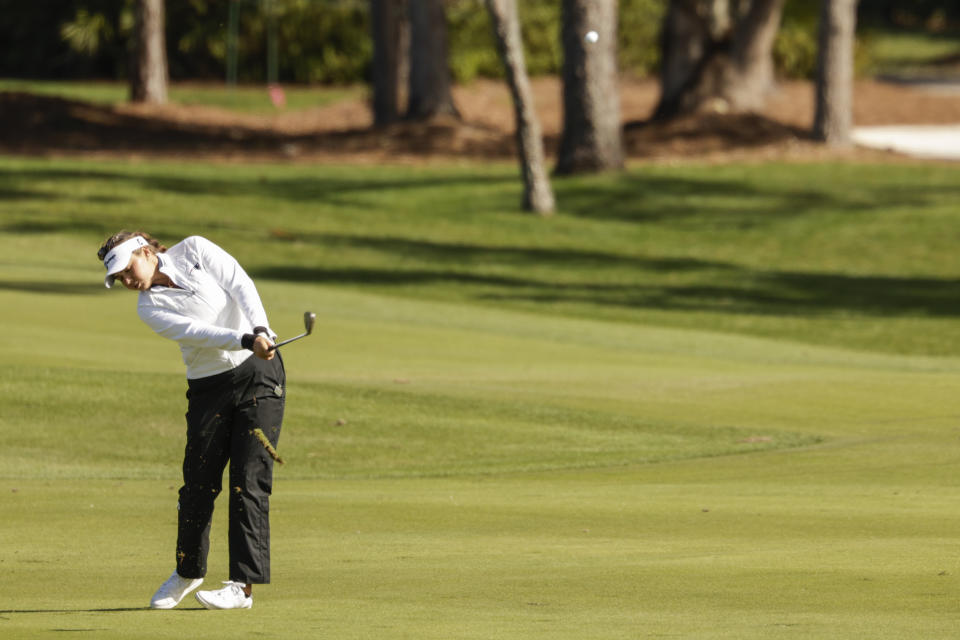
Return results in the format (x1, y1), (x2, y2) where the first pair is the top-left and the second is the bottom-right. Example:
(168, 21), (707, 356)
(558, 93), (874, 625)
(176, 353), (285, 584)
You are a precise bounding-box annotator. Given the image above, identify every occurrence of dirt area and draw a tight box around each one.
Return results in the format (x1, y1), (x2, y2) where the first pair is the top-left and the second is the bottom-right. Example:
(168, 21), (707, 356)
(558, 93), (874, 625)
(1, 76), (959, 164)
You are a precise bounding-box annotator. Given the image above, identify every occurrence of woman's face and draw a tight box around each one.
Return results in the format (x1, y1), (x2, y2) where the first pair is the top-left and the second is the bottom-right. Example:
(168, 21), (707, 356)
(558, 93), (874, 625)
(114, 250), (156, 291)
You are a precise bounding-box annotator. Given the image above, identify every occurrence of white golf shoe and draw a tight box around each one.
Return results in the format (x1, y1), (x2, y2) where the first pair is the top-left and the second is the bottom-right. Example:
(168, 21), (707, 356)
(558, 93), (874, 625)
(150, 571), (203, 609)
(195, 581), (253, 610)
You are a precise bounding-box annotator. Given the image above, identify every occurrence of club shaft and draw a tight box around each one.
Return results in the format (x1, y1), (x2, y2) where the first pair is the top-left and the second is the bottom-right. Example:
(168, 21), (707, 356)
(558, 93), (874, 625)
(269, 332), (307, 350)
(267, 311), (315, 350)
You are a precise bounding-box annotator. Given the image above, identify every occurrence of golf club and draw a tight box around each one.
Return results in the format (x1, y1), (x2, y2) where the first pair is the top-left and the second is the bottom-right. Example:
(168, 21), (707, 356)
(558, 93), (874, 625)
(269, 311), (315, 350)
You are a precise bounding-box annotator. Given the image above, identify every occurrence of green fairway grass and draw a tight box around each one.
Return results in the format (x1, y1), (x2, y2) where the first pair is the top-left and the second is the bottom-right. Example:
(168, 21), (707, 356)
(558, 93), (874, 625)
(1, 155), (960, 638)
(0, 78), (363, 113)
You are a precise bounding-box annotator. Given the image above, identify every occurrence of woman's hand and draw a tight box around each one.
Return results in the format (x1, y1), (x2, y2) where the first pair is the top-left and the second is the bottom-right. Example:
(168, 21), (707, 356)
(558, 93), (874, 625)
(253, 335), (276, 360)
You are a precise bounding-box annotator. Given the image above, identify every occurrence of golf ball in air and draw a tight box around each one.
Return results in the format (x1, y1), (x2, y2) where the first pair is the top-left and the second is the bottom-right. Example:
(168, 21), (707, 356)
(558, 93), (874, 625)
(584, 31), (599, 44)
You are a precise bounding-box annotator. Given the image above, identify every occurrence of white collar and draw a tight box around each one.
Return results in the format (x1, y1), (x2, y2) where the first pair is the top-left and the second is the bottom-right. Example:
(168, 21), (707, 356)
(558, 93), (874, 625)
(153, 253), (189, 291)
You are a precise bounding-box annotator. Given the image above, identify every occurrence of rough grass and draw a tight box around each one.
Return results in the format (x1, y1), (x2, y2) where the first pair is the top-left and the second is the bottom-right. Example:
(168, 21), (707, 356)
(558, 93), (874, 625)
(0, 78), (364, 113)
(2, 157), (960, 355)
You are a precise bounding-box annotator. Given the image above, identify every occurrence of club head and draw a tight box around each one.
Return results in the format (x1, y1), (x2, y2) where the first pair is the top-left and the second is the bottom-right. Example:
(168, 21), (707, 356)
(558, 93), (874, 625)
(303, 311), (316, 335)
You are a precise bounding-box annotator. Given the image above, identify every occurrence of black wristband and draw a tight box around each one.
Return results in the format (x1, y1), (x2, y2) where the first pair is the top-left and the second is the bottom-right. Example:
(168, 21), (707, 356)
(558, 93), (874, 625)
(241, 333), (257, 351)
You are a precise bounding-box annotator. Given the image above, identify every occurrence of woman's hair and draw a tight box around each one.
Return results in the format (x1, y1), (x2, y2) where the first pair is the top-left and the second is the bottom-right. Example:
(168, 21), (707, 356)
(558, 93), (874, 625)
(97, 231), (167, 262)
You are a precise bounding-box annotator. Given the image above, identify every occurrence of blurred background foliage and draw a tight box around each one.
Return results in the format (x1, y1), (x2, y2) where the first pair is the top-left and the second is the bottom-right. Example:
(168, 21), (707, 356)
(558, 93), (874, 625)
(1, 0), (957, 84)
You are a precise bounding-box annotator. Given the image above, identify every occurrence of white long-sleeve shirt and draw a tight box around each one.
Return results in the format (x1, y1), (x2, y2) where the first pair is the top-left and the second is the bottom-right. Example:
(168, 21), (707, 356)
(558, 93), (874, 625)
(137, 236), (274, 379)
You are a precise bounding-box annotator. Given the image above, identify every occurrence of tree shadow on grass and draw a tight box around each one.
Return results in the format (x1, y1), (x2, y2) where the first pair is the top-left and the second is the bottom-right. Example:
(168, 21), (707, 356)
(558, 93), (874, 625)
(263, 232), (736, 273)
(250, 223), (960, 321)
(0, 280), (102, 295)
(0, 220), (114, 235)
(5, 152), (957, 229)
(255, 261), (960, 320)
(480, 272), (960, 319)
(4, 146), (960, 318)
(556, 172), (960, 226)
(0, 165), (516, 208)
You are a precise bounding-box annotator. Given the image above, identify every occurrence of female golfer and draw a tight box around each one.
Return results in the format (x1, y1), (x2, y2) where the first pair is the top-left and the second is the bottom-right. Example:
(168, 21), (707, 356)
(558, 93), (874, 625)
(97, 231), (285, 610)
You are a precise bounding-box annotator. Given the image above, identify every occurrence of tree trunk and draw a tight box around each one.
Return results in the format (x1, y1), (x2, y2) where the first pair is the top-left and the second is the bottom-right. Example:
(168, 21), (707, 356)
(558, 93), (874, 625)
(813, 0), (858, 146)
(406, 0), (459, 120)
(555, 0), (624, 175)
(130, 0), (168, 104)
(371, 0), (403, 124)
(655, 0), (785, 119)
(657, 0), (711, 117)
(727, 0), (784, 107)
(484, 0), (555, 215)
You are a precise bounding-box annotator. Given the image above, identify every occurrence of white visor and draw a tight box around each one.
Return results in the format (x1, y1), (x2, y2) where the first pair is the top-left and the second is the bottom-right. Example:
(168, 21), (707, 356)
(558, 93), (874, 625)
(103, 236), (149, 288)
